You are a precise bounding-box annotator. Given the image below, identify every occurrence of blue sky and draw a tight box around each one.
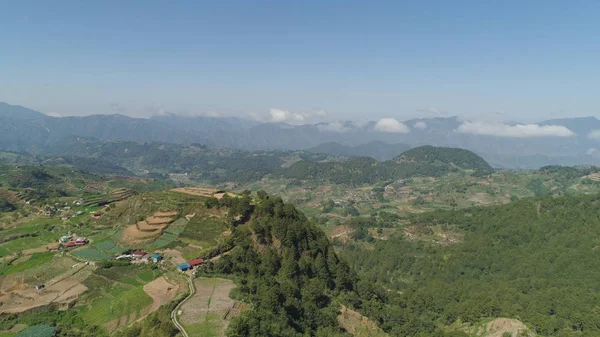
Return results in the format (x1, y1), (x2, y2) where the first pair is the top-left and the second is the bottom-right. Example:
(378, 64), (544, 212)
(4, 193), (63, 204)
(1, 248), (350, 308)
(1, 0), (599, 122)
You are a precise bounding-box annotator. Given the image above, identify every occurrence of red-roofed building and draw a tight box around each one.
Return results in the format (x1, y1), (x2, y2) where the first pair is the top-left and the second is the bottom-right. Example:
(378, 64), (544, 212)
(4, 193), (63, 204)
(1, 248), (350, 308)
(64, 242), (77, 248)
(132, 250), (146, 257)
(188, 258), (204, 267)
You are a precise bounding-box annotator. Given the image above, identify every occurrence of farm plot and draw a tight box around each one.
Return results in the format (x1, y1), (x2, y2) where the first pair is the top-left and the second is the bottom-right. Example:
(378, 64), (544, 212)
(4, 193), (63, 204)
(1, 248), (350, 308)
(0, 253), (54, 276)
(171, 187), (219, 197)
(179, 278), (241, 337)
(72, 248), (111, 260)
(82, 285), (152, 329)
(0, 232), (59, 255)
(0, 263), (92, 314)
(179, 214), (228, 249)
(120, 211), (179, 247)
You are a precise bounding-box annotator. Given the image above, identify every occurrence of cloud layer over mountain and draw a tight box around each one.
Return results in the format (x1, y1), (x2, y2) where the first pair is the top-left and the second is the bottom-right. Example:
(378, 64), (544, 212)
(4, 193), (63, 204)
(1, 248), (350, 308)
(456, 121), (575, 138)
(374, 118), (410, 133)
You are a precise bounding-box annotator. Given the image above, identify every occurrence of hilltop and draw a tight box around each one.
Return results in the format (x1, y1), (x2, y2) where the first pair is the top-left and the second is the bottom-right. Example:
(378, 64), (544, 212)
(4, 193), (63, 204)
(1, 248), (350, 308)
(282, 146), (493, 185)
(395, 145), (493, 173)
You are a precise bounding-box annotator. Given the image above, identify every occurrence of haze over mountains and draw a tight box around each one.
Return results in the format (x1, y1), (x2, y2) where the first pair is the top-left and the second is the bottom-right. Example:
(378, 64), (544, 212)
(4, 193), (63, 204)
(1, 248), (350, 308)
(1, 102), (600, 169)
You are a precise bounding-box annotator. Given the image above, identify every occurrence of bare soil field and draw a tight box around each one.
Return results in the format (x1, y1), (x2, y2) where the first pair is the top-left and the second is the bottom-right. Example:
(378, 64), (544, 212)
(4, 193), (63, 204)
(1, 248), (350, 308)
(146, 216), (176, 224)
(470, 318), (534, 337)
(328, 226), (354, 241)
(171, 187), (219, 197)
(159, 248), (186, 265)
(121, 210), (178, 245)
(154, 211), (179, 217)
(337, 304), (388, 337)
(143, 276), (180, 313)
(0, 268), (90, 313)
(180, 278), (240, 337)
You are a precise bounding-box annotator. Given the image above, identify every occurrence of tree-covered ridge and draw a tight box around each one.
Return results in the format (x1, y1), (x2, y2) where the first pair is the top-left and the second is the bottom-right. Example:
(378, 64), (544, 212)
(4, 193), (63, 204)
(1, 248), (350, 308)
(343, 192), (600, 336)
(281, 146), (492, 185)
(395, 145), (493, 173)
(200, 193), (360, 336)
(197, 192), (468, 337)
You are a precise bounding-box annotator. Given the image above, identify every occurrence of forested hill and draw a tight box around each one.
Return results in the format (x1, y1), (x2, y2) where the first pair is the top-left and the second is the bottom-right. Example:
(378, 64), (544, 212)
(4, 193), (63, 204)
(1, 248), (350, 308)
(194, 191), (464, 337)
(281, 146), (492, 185)
(343, 192), (600, 336)
(395, 145), (493, 173)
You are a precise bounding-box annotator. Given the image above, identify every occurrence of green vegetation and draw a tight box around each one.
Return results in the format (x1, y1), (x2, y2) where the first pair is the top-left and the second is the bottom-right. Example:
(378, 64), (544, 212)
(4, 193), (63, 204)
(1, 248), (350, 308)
(281, 146), (493, 186)
(120, 294), (186, 337)
(0, 252), (54, 275)
(343, 193), (600, 336)
(5, 146), (600, 337)
(0, 309), (106, 337)
(73, 248), (112, 260)
(82, 285), (153, 326)
(397, 145), (493, 174)
(15, 325), (54, 337)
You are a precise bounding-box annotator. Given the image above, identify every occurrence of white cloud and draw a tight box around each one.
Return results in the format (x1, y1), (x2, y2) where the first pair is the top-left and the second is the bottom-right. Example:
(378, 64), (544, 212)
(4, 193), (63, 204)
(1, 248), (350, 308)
(587, 130), (600, 140)
(267, 108), (327, 123)
(269, 108), (305, 122)
(317, 121), (352, 133)
(456, 121), (575, 138)
(413, 121), (427, 129)
(587, 148), (598, 155)
(374, 118), (410, 133)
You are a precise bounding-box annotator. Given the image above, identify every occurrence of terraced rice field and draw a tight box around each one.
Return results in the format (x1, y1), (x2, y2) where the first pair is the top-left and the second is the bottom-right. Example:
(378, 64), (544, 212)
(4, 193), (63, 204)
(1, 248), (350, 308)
(120, 211), (179, 247)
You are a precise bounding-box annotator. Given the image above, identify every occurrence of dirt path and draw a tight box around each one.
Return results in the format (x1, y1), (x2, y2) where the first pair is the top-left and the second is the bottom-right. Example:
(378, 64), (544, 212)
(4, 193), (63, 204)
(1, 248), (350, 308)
(171, 276), (194, 337)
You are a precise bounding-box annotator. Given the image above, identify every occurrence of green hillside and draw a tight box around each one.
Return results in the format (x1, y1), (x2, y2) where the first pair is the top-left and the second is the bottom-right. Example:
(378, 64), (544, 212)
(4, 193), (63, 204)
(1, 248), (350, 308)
(343, 192), (600, 336)
(396, 145), (493, 173)
(281, 146), (493, 185)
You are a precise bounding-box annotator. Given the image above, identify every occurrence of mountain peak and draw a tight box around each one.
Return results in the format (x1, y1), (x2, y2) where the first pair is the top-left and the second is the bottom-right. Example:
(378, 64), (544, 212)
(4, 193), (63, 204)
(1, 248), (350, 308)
(0, 102), (47, 120)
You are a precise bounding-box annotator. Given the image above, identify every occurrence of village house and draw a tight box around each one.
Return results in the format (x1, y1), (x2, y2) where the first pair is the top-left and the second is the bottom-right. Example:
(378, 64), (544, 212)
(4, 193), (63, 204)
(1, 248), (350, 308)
(151, 253), (163, 263)
(178, 263), (191, 272)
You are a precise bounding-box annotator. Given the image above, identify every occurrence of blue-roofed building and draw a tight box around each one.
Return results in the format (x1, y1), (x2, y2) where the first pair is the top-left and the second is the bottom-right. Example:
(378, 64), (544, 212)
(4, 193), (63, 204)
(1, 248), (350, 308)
(151, 253), (163, 263)
(178, 263), (191, 272)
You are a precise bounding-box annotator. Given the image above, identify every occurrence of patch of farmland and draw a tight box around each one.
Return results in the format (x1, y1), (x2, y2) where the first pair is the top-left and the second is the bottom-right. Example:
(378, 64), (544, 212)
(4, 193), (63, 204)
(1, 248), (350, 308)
(0, 264), (92, 314)
(180, 214), (228, 248)
(82, 284), (152, 328)
(180, 278), (242, 337)
(171, 187), (219, 197)
(72, 248), (111, 260)
(584, 173), (600, 182)
(0, 253), (54, 276)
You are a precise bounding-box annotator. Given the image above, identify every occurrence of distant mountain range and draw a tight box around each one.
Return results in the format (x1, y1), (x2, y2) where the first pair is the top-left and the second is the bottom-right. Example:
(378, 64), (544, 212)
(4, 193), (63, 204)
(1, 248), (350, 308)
(1, 102), (600, 168)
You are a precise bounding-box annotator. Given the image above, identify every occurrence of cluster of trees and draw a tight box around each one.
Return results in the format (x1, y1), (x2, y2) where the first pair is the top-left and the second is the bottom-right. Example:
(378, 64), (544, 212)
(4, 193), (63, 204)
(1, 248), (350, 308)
(3, 166), (56, 189)
(281, 146), (492, 186)
(199, 193), (370, 336)
(396, 145), (493, 174)
(342, 193), (600, 336)
(0, 197), (15, 212)
(197, 192), (470, 336)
